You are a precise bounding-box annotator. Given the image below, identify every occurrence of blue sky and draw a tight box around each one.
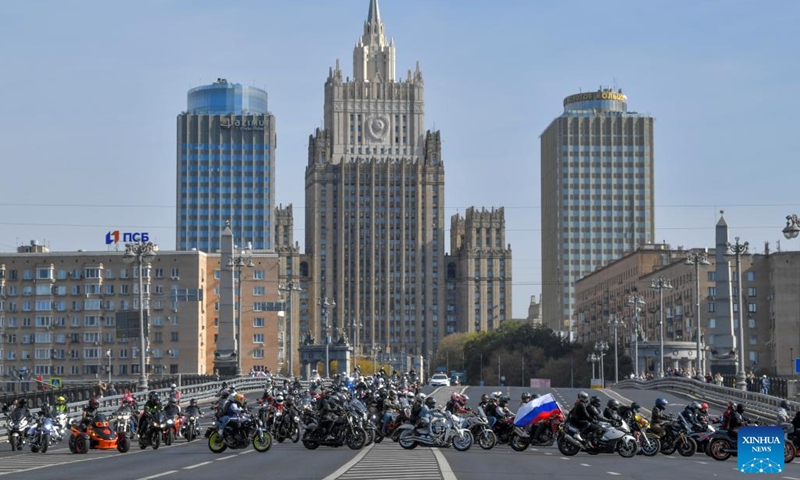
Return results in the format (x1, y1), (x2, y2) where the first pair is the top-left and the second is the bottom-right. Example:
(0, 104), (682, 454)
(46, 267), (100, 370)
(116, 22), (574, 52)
(1, 0), (798, 318)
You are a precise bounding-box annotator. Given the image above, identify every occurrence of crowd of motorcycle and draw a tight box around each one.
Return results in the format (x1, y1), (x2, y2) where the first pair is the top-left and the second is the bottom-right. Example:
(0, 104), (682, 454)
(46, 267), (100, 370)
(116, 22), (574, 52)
(5, 372), (800, 467)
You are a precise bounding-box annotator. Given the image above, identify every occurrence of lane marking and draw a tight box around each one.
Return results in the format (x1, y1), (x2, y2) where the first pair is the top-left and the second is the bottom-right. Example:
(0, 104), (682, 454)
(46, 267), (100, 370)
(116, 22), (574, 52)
(580, 463), (591, 467)
(321, 443), (374, 480)
(608, 473), (621, 476)
(136, 471), (178, 480)
(214, 454), (237, 461)
(560, 457), (571, 460)
(432, 448), (457, 480)
(183, 461), (213, 470)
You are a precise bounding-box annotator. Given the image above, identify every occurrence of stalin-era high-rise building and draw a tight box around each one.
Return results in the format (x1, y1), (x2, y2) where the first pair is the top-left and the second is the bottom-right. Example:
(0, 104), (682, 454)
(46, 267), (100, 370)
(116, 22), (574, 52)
(540, 89), (655, 338)
(305, 0), (446, 360)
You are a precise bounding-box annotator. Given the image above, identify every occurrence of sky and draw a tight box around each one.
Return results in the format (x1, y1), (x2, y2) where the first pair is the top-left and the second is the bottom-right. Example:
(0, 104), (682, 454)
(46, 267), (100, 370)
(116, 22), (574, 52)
(1, 0), (799, 319)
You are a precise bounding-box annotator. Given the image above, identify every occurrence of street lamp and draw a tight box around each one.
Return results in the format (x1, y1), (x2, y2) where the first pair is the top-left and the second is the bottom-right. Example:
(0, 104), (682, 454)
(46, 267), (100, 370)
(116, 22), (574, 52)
(782, 214), (800, 240)
(106, 350), (112, 385)
(372, 345), (382, 375)
(228, 248), (254, 376)
(725, 237), (750, 391)
(587, 353), (599, 383)
(650, 277), (673, 378)
(278, 281), (303, 377)
(609, 314), (624, 383)
(594, 341), (608, 386)
(122, 241), (157, 392)
(318, 297), (336, 378)
(627, 293), (645, 378)
(685, 251), (710, 376)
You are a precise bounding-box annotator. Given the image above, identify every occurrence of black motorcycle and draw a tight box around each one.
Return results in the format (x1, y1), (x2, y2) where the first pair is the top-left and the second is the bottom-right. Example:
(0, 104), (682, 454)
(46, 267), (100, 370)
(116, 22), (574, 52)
(709, 428), (796, 464)
(182, 412), (203, 442)
(6, 410), (31, 451)
(301, 408), (367, 450)
(206, 411), (272, 453)
(655, 417), (697, 456)
(138, 410), (167, 450)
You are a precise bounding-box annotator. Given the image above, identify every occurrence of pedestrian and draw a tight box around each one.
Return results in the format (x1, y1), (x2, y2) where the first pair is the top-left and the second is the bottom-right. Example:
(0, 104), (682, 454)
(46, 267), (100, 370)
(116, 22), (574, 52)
(760, 375), (771, 395)
(106, 384), (117, 396)
(714, 372), (723, 386)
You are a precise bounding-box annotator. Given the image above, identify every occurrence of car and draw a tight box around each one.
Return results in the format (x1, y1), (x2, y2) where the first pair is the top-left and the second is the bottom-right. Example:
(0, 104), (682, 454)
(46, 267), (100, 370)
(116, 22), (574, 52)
(429, 373), (450, 387)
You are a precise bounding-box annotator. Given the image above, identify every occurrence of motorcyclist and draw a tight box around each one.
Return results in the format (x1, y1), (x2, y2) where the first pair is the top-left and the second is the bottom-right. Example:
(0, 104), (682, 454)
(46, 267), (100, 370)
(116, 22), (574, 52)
(319, 392), (344, 438)
(650, 398), (671, 439)
(138, 391), (163, 436)
(164, 398), (182, 437)
(217, 381), (229, 397)
(79, 397), (100, 432)
(603, 399), (622, 425)
(39, 401), (54, 418)
(585, 396), (613, 446)
(445, 393), (470, 415)
(479, 394), (498, 428)
(720, 401), (735, 429)
(169, 384), (181, 407)
(493, 396), (515, 423)
(54, 396), (68, 415)
(728, 403), (747, 440)
(11, 398), (32, 419)
(381, 390), (400, 435)
(617, 401), (641, 426)
(218, 393), (246, 436)
(416, 396), (437, 437)
(778, 400), (791, 425)
(567, 391), (594, 444)
(184, 398), (204, 425)
(520, 392), (537, 408)
(681, 401), (706, 431)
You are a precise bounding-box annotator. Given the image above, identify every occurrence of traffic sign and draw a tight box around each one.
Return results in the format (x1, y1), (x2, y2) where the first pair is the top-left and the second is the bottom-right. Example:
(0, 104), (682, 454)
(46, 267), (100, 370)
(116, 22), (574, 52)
(50, 377), (62, 389)
(795, 358), (800, 375)
(437, 366), (446, 372)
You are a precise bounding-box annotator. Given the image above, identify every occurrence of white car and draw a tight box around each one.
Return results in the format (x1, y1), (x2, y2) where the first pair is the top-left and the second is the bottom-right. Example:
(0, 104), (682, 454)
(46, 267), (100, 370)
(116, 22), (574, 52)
(429, 373), (451, 387)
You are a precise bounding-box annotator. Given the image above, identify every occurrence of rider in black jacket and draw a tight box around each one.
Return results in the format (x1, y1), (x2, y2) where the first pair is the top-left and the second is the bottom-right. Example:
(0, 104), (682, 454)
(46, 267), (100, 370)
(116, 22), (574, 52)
(585, 396), (613, 445)
(650, 398), (671, 438)
(568, 392), (594, 443)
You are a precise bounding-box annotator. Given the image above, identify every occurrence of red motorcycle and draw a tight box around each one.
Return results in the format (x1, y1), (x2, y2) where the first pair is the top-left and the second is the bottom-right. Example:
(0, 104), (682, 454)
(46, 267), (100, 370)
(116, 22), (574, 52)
(509, 410), (564, 452)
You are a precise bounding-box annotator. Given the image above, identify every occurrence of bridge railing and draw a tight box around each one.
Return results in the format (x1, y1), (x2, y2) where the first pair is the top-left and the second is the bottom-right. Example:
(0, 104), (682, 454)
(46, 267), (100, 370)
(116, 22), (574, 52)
(613, 377), (797, 420)
(0, 375), (292, 437)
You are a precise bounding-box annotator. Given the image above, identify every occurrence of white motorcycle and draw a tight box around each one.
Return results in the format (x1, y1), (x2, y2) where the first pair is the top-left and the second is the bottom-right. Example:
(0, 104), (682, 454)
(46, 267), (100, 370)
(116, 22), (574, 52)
(398, 409), (473, 451)
(557, 419), (637, 458)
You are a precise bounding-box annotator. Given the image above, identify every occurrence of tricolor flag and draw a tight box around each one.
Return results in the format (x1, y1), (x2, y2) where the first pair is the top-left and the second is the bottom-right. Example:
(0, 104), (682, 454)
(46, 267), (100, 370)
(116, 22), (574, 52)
(513, 393), (561, 427)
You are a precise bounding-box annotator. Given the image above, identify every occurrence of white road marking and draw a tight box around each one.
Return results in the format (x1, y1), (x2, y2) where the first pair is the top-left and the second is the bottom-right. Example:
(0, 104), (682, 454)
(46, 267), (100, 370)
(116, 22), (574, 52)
(183, 461), (213, 470)
(607, 473), (621, 476)
(136, 471), (178, 480)
(580, 463), (591, 467)
(320, 443), (374, 480)
(214, 454), (237, 461)
(432, 448), (457, 480)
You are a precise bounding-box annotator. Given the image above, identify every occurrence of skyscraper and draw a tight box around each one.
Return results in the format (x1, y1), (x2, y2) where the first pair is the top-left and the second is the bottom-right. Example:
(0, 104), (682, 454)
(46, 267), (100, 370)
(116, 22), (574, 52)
(305, 0), (446, 359)
(176, 78), (276, 252)
(540, 88), (655, 336)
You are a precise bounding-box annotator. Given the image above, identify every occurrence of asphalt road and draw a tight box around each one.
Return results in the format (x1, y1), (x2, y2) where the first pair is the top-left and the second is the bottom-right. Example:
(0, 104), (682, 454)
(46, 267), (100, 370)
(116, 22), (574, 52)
(1, 385), (795, 480)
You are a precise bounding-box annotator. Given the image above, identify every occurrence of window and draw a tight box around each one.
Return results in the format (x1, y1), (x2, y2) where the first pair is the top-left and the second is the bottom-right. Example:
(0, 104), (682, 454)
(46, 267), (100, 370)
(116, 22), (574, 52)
(708, 303), (716, 313)
(708, 318), (716, 328)
(253, 333), (265, 344)
(170, 332), (179, 342)
(746, 271), (755, 282)
(169, 349), (179, 358)
(253, 349), (264, 359)
(84, 316), (99, 327)
(253, 286), (265, 296)
(747, 287), (757, 297)
(749, 351), (758, 364)
(707, 271), (716, 282)
(253, 318), (265, 327)
(707, 287), (716, 298)
(748, 303), (757, 313)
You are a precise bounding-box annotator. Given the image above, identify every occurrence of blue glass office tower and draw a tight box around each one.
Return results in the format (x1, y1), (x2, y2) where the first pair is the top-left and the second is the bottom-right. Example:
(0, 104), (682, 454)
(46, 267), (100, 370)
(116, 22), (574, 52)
(177, 78), (276, 252)
(540, 88), (655, 338)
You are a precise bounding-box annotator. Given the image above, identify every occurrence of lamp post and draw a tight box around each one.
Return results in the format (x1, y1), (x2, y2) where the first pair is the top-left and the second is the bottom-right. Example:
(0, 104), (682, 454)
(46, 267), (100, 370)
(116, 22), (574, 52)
(587, 354), (599, 384)
(685, 251), (710, 376)
(594, 342), (608, 386)
(228, 248), (254, 376)
(372, 345), (382, 375)
(106, 350), (112, 384)
(725, 237), (750, 391)
(627, 293), (645, 378)
(650, 277), (673, 378)
(609, 314), (624, 383)
(318, 297), (336, 378)
(783, 215), (800, 379)
(278, 280), (303, 377)
(122, 241), (157, 391)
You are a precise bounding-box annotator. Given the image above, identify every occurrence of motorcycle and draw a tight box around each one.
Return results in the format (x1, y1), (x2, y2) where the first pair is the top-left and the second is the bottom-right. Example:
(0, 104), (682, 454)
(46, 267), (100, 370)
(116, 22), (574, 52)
(52, 412), (69, 443)
(654, 416), (697, 457)
(206, 411), (272, 453)
(557, 420), (637, 458)
(6, 410), (31, 451)
(709, 429), (796, 464)
(301, 407), (367, 450)
(461, 409), (497, 450)
(629, 413), (661, 457)
(350, 399), (377, 446)
(397, 409), (473, 451)
(182, 412), (203, 442)
(163, 410), (182, 446)
(112, 405), (136, 439)
(27, 413), (55, 453)
(68, 414), (130, 454)
(138, 410), (168, 450)
(508, 410), (564, 452)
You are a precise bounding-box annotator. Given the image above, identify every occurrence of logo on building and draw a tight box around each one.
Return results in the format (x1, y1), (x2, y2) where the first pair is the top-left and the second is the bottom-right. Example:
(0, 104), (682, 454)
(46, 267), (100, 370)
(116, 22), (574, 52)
(738, 426), (785, 473)
(105, 231), (150, 244)
(220, 117), (265, 131)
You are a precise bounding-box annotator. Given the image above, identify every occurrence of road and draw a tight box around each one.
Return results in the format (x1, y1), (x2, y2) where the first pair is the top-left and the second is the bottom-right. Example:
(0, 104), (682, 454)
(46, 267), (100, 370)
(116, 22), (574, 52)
(1, 385), (795, 480)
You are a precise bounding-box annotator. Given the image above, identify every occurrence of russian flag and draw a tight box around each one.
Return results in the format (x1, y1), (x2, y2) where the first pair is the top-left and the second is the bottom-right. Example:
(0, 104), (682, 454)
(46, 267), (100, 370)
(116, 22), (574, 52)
(514, 393), (561, 427)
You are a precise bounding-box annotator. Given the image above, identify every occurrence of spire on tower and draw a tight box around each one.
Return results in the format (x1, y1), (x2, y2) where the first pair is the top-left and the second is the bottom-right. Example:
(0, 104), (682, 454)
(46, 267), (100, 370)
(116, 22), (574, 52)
(367, 0), (381, 26)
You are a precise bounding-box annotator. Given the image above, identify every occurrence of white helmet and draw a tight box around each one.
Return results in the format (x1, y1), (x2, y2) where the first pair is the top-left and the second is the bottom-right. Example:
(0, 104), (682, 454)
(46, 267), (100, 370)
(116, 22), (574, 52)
(171, 384), (177, 390)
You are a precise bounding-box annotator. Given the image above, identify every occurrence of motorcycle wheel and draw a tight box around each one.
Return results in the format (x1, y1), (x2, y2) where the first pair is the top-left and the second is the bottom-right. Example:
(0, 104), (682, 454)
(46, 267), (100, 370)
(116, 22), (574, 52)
(164, 430), (173, 446)
(373, 431), (385, 444)
(452, 431), (473, 452)
(398, 430), (418, 450)
(509, 433), (528, 452)
(347, 427), (367, 450)
(208, 432), (227, 453)
(617, 437), (637, 458)
(10, 434), (17, 452)
(253, 431), (273, 453)
(639, 437), (660, 457)
(68, 435), (76, 453)
(479, 430), (499, 450)
(391, 429), (402, 442)
(364, 428), (375, 447)
(660, 439), (677, 455)
(677, 437), (697, 457)
(40, 434), (50, 454)
(302, 439), (320, 450)
(290, 426), (300, 444)
(186, 426), (195, 443)
(74, 434), (89, 455)
(709, 438), (732, 461)
(785, 441), (796, 464)
(557, 435), (580, 456)
(151, 431), (161, 450)
(31, 444), (40, 454)
(117, 436), (131, 453)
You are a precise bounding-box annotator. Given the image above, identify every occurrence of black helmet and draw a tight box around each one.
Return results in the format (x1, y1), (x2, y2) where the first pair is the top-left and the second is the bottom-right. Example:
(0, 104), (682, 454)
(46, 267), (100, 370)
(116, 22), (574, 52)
(590, 396), (601, 407)
(89, 397), (99, 409)
(607, 399), (619, 410)
(736, 403), (745, 414)
(781, 400), (790, 410)
(631, 402), (641, 412)
(424, 397), (436, 409)
(147, 391), (158, 402)
(578, 391), (589, 402)
(18, 398), (27, 408)
(222, 381), (228, 388)
(168, 398), (177, 406)
(521, 392), (532, 403)
(190, 399), (198, 407)
(689, 401), (701, 412)
(655, 398), (668, 409)
(480, 394), (489, 403)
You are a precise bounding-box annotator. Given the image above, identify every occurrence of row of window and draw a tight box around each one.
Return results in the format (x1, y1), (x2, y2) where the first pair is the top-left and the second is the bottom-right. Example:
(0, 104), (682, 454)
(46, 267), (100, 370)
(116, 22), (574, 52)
(181, 144), (270, 150)
(0, 267), (181, 281)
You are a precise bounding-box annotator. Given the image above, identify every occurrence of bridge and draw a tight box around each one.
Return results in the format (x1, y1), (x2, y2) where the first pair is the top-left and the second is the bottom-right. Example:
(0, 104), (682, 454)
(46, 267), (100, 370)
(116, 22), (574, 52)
(1, 378), (796, 479)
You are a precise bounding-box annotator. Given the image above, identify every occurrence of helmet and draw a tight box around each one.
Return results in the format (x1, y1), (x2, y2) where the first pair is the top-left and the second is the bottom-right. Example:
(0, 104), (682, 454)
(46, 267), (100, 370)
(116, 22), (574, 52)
(219, 390), (230, 400)
(655, 398), (668, 409)
(451, 392), (462, 403)
(168, 398), (177, 406)
(631, 402), (641, 412)
(147, 391), (158, 402)
(521, 392), (532, 403)
(607, 399), (619, 410)
(736, 403), (745, 414)
(388, 390), (397, 399)
(415, 393), (427, 403)
(589, 396), (601, 407)
(55, 396), (66, 405)
(275, 395), (285, 405)
(461, 394), (470, 404)
(499, 396), (510, 408)
(424, 397), (436, 409)
(492, 391), (503, 400)
(781, 400), (790, 410)
(190, 399), (198, 407)
(578, 391), (589, 402)
(700, 402), (709, 412)
(480, 394), (489, 403)
(170, 384), (177, 390)
(233, 393), (245, 405)
(689, 401), (701, 412)
(222, 381), (228, 388)
(89, 397), (99, 409)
